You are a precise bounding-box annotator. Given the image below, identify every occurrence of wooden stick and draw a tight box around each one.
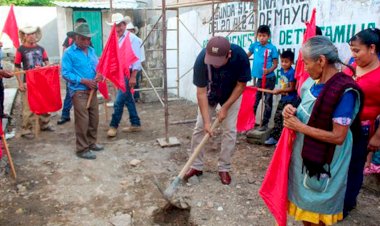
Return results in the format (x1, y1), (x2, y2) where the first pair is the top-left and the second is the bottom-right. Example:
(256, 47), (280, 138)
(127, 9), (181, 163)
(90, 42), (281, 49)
(1, 135), (16, 179)
(104, 100), (109, 122)
(86, 90), (95, 109)
(34, 115), (40, 138)
(257, 88), (276, 94)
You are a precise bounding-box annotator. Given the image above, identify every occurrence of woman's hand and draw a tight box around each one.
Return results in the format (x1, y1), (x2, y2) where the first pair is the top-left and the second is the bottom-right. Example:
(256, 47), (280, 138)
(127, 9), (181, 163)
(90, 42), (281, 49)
(283, 115), (303, 132)
(282, 104), (297, 119)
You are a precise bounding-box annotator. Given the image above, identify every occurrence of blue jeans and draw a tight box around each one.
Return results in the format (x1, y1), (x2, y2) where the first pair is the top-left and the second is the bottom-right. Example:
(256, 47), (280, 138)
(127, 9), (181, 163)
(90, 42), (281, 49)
(133, 70), (142, 100)
(110, 78), (140, 128)
(61, 82), (72, 119)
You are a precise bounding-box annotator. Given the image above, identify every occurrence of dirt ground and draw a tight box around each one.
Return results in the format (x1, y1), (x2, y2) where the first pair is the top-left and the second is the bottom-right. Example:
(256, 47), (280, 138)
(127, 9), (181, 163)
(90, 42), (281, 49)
(0, 82), (379, 226)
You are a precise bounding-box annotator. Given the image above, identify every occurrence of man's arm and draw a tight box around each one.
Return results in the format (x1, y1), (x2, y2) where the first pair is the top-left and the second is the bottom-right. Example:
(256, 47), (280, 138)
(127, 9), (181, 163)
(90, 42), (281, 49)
(0, 70), (12, 79)
(197, 86), (213, 135)
(129, 35), (142, 88)
(218, 81), (246, 122)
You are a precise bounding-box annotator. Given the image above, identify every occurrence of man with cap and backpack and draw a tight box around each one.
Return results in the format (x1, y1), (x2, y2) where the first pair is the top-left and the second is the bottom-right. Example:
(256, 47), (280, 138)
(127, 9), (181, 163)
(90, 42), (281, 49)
(183, 36), (251, 185)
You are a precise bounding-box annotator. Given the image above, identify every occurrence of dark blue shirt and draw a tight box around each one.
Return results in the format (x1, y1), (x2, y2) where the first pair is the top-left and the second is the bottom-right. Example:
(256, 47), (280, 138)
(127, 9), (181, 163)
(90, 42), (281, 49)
(193, 44), (251, 106)
(279, 67), (297, 102)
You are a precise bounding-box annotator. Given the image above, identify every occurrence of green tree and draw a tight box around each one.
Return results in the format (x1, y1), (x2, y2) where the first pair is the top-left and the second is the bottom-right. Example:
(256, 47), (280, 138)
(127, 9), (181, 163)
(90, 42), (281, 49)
(0, 0), (88, 6)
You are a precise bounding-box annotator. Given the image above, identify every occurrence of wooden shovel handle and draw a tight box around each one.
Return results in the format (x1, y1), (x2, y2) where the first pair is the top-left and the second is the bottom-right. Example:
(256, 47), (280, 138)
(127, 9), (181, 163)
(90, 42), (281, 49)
(86, 90), (95, 109)
(178, 119), (219, 179)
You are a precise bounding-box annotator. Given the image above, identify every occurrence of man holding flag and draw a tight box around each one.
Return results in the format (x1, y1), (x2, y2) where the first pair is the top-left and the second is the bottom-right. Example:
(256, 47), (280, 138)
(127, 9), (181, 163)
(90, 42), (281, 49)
(14, 24), (53, 139)
(106, 13), (142, 138)
(61, 23), (103, 160)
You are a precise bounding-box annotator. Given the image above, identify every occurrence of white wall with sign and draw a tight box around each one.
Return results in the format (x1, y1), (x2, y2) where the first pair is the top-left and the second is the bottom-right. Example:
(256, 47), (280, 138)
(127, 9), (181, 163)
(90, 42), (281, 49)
(167, 0), (380, 102)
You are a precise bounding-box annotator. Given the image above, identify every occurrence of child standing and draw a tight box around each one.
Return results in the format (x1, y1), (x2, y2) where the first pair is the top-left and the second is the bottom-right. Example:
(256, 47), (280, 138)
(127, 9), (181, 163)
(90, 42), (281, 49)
(265, 50), (298, 145)
(247, 25), (279, 131)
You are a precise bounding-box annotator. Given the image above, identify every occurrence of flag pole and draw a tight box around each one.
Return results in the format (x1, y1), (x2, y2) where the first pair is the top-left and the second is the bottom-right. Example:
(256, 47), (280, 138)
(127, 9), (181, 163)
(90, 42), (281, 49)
(34, 115), (40, 138)
(1, 134), (16, 179)
(86, 89), (95, 109)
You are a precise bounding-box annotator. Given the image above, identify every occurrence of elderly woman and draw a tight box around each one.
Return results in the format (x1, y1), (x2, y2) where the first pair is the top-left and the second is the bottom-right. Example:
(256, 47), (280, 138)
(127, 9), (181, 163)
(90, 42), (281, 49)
(283, 36), (363, 225)
(343, 28), (380, 215)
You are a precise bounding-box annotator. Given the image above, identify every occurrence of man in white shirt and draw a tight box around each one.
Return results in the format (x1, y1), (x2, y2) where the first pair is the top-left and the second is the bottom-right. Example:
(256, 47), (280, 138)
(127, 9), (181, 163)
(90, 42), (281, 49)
(107, 13), (142, 137)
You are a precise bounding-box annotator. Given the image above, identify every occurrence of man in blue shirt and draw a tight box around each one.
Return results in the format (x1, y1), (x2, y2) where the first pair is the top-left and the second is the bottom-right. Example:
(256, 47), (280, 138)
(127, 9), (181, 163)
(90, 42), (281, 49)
(61, 23), (104, 160)
(247, 25), (279, 131)
(106, 13), (143, 137)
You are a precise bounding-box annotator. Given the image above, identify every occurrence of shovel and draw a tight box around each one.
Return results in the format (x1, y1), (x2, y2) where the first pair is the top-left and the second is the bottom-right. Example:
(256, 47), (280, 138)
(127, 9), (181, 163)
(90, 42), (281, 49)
(154, 118), (219, 208)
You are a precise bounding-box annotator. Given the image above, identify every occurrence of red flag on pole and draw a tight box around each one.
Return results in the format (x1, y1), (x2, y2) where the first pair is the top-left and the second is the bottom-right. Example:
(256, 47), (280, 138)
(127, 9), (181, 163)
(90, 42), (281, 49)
(2, 5), (20, 48)
(259, 128), (295, 226)
(295, 8), (316, 96)
(262, 49), (269, 89)
(236, 86), (257, 132)
(26, 65), (62, 114)
(119, 32), (138, 78)
(96, 24), (126, 96)
(98, 79), (109, 100)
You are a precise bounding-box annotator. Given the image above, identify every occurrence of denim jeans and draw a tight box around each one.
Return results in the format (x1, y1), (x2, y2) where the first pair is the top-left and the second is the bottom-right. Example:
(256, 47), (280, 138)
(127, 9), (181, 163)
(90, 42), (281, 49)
(253, 76), (276, 126)
(110, 78), (141, 128)
(133, 70), (142, 100)
(61, 82), (72, 120)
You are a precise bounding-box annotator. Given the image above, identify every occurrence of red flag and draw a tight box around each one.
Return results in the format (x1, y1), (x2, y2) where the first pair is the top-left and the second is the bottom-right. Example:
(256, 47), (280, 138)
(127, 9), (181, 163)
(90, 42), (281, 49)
(98, 79), (109, 100)
(295, 8), (316, 96)
(261, 49), (269, 89)
(236, 87), (257, 132)
(259, 128), (295, 226)
(119, 32), (138, 78)
(26, 65), (62, 114)
(2, 5), (20, 48)
(96, 24), (126, 95)
(119, 32), (139, 94)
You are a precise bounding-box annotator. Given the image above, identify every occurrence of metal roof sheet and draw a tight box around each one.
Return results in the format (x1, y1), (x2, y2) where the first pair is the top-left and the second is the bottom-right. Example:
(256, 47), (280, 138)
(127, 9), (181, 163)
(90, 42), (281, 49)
(54, 0), (144, 9)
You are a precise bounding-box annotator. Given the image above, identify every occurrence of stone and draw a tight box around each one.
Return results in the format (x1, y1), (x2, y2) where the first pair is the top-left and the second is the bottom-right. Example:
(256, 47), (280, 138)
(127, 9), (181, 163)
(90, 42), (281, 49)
(129, 159), (141, 167)
(217, 206), (223, 211)
(110, 214), (132, 226)
(206, 201), (214, 208)
(15, 208), (23, 214)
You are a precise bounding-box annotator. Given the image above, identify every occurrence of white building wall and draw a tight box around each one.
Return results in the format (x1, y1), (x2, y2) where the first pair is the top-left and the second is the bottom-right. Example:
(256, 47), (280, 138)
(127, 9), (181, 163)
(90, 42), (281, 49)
(0, 6), (59, 62)
(166, 0), (380, 103)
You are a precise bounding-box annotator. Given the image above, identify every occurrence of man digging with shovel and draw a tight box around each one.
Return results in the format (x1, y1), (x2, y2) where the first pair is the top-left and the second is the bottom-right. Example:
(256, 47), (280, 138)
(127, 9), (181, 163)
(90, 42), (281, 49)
(184, 36), (251, 185)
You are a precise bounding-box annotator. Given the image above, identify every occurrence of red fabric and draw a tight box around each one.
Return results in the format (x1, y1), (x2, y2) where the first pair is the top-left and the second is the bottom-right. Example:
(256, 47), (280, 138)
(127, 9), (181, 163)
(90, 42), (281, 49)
(119, 32), (138, 95)
(96, 24), (126, 94)
(295, 8), (316, 96)
(14, 50), (22, 65)
(262, 49), (269, 89)
(236, 87), (257, 132)
(259, 128), (295, 226)
(119, 31), (138, 78)
(346, 65), (380, 121)
(2, 5), (20, 48)
(0, 120), (2, 159)
(98, 79), (109, 100)
(26, 66), (62, 114)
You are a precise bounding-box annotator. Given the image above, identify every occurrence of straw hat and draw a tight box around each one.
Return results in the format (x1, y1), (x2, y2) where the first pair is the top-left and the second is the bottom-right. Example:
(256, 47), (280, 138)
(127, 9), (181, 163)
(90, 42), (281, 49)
(19, 24), (42, 43)
(126, 23), (139, 34)
(106, 13), (131, 25)
(71, 23), (96, 38)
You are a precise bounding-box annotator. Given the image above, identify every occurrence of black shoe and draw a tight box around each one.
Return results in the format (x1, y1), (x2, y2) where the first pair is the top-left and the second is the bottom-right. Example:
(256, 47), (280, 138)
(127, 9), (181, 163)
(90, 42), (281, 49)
(76, 150), (96, 159)
(57, 118), (70, 125)
(89, 144), (104, 151)
(257, 125), (268, 132)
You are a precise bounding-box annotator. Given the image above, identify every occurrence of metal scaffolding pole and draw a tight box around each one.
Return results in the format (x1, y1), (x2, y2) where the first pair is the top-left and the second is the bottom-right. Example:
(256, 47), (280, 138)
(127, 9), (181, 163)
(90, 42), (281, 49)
(157, 0), (180, 147)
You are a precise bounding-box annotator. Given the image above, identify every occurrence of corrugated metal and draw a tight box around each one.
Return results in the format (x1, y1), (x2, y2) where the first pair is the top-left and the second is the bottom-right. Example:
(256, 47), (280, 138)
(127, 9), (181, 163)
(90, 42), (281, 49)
(54, 0), (144, 9)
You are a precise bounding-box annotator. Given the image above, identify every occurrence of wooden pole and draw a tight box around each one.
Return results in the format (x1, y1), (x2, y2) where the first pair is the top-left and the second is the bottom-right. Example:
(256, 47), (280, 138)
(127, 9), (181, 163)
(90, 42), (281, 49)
(2, 135), (16, 179)
(86, 90), (95, 109)
(34, 114), (40, 137)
